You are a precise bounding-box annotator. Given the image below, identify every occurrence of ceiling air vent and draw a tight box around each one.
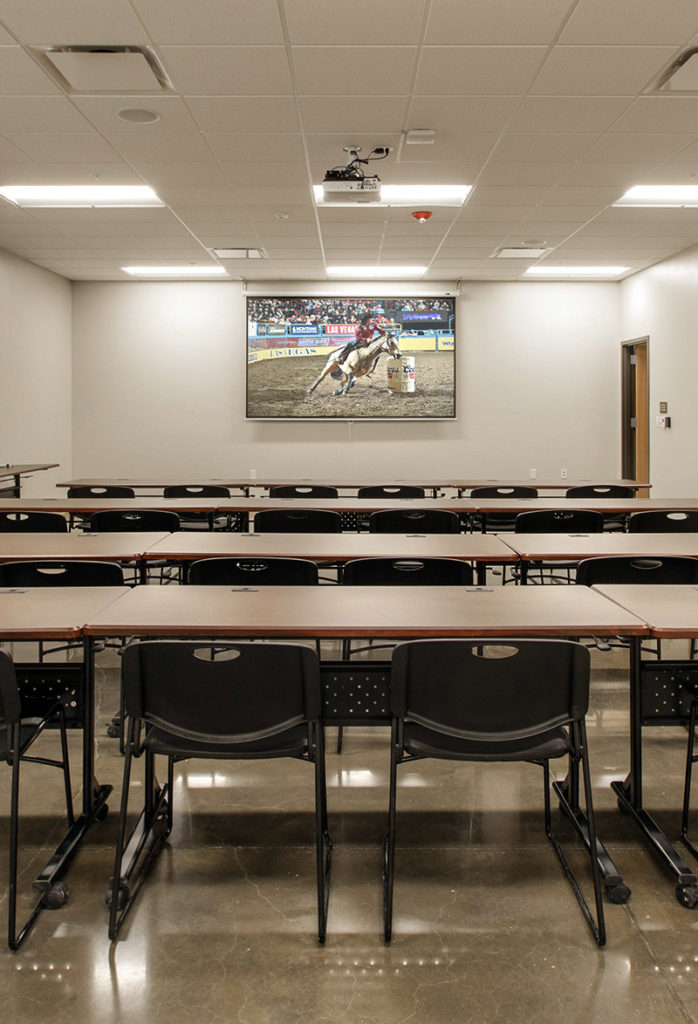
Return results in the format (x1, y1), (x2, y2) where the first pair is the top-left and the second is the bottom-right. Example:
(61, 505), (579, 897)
(31, 45), (172, 94)
(494, 246), (550, 259)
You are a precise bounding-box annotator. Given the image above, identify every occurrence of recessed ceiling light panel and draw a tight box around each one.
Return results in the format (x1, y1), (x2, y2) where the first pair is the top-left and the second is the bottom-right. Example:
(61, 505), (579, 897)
(314, 184), (470, 208)
(614, 185), (698, 208)
(524, 266), (629, 279)
(0, 185), (164, 208)
(122, 266), (228, 278)
(327, 266), (427, 278)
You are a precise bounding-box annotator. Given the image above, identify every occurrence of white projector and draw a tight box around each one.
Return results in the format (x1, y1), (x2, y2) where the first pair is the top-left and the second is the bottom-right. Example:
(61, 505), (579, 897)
(322, 175), (381, 203)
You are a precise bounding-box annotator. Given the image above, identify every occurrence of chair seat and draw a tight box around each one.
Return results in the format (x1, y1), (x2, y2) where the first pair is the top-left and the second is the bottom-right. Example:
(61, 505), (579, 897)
(144, 722), (310, 759)
(403, 721), (572, 762)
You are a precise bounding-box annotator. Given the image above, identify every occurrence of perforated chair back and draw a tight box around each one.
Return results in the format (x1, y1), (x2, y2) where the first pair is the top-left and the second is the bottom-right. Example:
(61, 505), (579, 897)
(342, 557), (473, 586)
(576, 555), (698, 586)
(163, 485), (231, 498)
(356, 485), (425, 499)
(627, 510), (698, 533)
(187, 556), (318, 586)
(89, 509), (180, 532)
(565, 485), (633, 499)
(269, 485), (338, 498)
(254, 508), (342, 533)
(368, 509), (461, 534)
(470, 486), (538, 498)
(0, 560), (125, 587)
(515, 508), (604, 533)
(67, 486), (135, 498)
(0, 511), (67, 533)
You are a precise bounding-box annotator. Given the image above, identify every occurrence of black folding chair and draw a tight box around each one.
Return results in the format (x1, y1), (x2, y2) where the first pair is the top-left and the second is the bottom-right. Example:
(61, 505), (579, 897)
(469, 485), (538, 534)
(514, 509), (604, 584)
(356, 486), (425, 499)
(254, 508), (342, 533)
(108, 641), (331, 943)
(0, 648), (74, 950)
(0, 511), (67, 533)
(368, 509), (460, 534)
(627, 510), (698, 533)
(163, 485), (235, 531)
(269, 485), (339, 498)
(384, 638), (605, 946)
(67, 486), (136, 530)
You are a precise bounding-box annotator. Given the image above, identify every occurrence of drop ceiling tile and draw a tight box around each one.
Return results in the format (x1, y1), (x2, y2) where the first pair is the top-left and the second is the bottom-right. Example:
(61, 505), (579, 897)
(143, 246), (210, 258)
(6, 132), (123, 163)
(0, 25), (14, 44)
(0, 96), (91, 133)
(71, 235), (152, 248)
(609, 97), (698, 133)
(293, 47), (417, 95)
(426, 0), (574, 43)
(298, 96), (408, 134)
(559, 0), (698, 44)
(508, 96), (634, 132)
(132, 162), (228, 187)
(133, 0), (285, 44)
(155, 186), (241, 206)
(161, 46), (293, 96)
(204, 133), (306, 163)
(109, 132), (215, 163)
(531, 46), (676, 96)
(408, 95), (521, 133)
(185, 96), (300, 133)
(416, 46), (547, 95)
(221, 162), (308, 187)
(264, 247), (323, 259)
(397, 133), (501, 163)
(73, 96), (200, 134)
(560, 162), (656, 187)
(0, 46), (61, 95)
(0, 0), (149, 44)
(40, 162), (146, 184)
(0, 135), (30, 160)
(584, 133), (698, 162)
(0, 160), (55, 183)
(466, 186), (551, 205)
(231, 186), (313, 207)
(641, 163), (698, 183)
(476, 161), (573, 186)
(539, 185), (625, 205)
(283, 0), (429, 44)
(244, 206), (319, 225)
(456, 205), (531, 222)
(384, 162), (481, 185)
(491, 133), (599, 162)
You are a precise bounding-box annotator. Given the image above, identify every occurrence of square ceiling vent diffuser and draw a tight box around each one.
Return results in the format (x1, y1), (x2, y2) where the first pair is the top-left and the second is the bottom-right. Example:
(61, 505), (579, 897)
(31, 45), (171, 94)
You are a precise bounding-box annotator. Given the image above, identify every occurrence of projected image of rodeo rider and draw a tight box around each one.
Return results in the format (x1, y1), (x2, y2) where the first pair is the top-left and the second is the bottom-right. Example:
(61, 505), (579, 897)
(333, 311), (386, 376)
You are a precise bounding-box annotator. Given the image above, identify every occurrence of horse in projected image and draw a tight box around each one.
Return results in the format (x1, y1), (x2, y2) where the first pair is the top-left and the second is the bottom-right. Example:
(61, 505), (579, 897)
(307, 331), (402, 396)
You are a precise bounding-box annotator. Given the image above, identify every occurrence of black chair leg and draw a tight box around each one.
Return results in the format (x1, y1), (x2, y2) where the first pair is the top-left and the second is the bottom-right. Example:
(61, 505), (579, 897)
(314, 725), (332, 943)
(383, 727), (398, 942)
(681, 700), (698, 858)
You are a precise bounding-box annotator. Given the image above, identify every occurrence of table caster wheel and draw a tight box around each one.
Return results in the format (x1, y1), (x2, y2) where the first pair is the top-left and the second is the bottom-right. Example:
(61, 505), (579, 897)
(43, 881), (69, 909)
(95, 802), (109, 822)
(606, 883), (631, 904)
(105, 881), (130, 910)
(106, 724), (120, 738)
(676, 884), (698, 908)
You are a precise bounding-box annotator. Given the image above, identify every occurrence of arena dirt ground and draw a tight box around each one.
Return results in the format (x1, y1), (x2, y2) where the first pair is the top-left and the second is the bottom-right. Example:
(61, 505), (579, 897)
(247, 350), (455, 419)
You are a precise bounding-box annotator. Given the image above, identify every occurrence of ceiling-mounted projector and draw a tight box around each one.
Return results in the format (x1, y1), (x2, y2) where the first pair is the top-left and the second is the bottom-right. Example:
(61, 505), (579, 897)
(322, 173), (381, 203)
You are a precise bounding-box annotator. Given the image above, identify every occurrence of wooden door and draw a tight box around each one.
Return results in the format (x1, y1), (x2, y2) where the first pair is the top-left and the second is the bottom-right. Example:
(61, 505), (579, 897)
(621, 338), (649, 497)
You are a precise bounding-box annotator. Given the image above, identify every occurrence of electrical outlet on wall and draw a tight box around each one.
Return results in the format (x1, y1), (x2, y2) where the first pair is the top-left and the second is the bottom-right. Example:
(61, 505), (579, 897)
(560, 468), (568, 479)
(529, 468), (536, 479)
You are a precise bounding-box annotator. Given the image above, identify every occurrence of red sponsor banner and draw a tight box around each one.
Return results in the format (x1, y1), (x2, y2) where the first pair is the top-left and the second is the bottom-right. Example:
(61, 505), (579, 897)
(325, 324), (356, 335)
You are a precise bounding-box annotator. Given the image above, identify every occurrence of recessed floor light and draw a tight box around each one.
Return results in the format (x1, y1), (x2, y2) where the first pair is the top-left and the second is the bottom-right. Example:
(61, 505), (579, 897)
(0, 185), (164, 208)
(122, 266), (227, 278)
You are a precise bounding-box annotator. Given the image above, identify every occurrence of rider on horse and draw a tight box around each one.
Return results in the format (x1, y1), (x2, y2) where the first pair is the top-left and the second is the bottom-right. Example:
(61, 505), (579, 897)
(335, 312), (386, 366)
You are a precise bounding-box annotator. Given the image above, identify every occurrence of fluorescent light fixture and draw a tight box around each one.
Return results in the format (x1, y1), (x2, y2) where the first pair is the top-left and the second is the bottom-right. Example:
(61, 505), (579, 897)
(314, 184), (470, 207)
(327, 266), (427, 278)
(614, 185), (698, 208)
(524, 266), (629, 279)
(122, 265), (227, 278)
(211, 248), (265, 259)
(0, 185), (164, 208)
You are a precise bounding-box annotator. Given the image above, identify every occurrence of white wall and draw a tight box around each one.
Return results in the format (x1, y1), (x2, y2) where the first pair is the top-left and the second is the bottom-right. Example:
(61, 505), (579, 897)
(621, 244), (698, 497)
(0, 249), (72, 494)
(71, 278), (622, 482)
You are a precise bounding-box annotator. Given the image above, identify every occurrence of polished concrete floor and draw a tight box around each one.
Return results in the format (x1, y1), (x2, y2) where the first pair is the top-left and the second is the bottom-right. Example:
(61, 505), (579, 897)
(3, 640), (698, 1024)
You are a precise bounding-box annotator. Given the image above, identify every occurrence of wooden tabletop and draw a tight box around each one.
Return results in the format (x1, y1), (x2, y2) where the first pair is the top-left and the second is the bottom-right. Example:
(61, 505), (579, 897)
(0, 497), (232, 514)
(0, 463), (59, 478)
(472, 497), (698, 514)
(594, 584), (698, 639)
(82, 583), (648, 640)
(0, 586), (127, 639)
(0, 495), (478, 514)
(143, 532), (515, 563)
(503, 533), (698, 561)
(0, 532), (170, 562)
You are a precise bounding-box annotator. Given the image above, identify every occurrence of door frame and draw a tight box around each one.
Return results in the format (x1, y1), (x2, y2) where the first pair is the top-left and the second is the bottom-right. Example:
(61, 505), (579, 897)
(621, 336), (649, 493)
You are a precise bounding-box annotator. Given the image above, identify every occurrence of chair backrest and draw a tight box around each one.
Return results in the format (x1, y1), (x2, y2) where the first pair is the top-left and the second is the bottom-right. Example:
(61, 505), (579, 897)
(627, 510), (698, 533)
(187, 556), (319, 585)
(514, 509), (604, 533)
(122, 640), (321, 740)
(0, 511), (67, 533)
(268, 485), (338, 498)
(67, 486), (135, 498)
(565, 485), (633, 499)
(89, 509), (180, 532)
(368, 509), (461, 534)
(342, 557), (473, 586)
(0, 647), (20, 725)
(254, 508), (342, 533)
(163, 485), (231, 498)
(470, 486), (538, 498)
(391, 638), (590, 736)
(0, 559), (124, 587)
(356, 485), (426, 499)
(576, 555), (698, 586)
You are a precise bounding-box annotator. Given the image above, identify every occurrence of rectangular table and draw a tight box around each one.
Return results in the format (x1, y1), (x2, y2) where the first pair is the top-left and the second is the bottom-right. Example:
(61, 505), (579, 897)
(0, 586), (127, 892)
(142, 532), (514, 584)
(0, 464), (59, 497)
(471, 497), (698, 532)
(83, 582), (647, 900)
(592, 584), (698, 906)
